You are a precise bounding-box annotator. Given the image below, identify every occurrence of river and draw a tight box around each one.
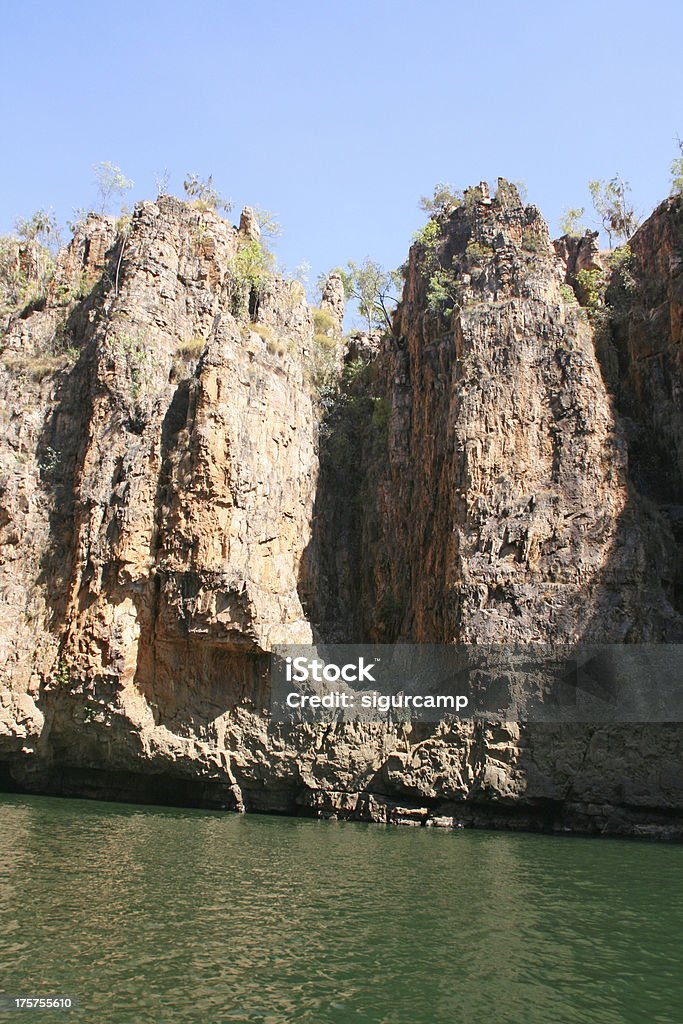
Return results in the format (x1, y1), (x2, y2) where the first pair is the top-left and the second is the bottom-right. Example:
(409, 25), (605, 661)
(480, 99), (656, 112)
(0, 793), (681, 1023)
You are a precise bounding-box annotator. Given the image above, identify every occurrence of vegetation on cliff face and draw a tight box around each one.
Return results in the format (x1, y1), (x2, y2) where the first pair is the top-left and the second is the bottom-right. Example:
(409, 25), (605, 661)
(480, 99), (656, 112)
(0, 212), (59, 323)
(671, 141), (683, 195)
(182, 172), (231, 213)
(588, 176), (638, 248)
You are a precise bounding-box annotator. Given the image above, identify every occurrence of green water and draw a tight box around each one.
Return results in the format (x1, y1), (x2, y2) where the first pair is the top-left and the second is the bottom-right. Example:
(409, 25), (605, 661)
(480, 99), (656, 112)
(0, 795), (682, 1023)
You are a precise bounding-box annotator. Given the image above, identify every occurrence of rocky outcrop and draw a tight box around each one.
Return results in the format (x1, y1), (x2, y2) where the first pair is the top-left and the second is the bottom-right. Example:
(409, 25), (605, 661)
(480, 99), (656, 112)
(319, 272), (345, 335)
(297, 182), (683, 836)
(553, 230), (602, 290)
(238, 206), (260, 242)
(1, 196), (320, 803)
(2, 185), (683, 837)
(378, 184), (677, 644)
(606, 195), (683, 501)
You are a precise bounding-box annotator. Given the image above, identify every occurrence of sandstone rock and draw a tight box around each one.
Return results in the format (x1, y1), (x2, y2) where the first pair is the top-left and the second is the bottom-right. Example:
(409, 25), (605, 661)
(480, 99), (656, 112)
(344, 330), (381, 363)
(238, 206), (260, 241)
(1, 186), (683, 839)
(17, 241), (45, 283)
(553, 230), (601, 282)
(390, 805), (429, 825)
(319, 272), (345, 335)
(608, 194), (683, 502)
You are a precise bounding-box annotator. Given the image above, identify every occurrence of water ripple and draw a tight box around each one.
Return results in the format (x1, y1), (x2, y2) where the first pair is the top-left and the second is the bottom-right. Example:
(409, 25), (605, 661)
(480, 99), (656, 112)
(0, 795), (682, 1023)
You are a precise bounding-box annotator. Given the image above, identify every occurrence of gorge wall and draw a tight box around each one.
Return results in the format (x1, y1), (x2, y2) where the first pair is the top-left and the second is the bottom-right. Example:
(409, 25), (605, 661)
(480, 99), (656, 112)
(2, 183), (683, 837)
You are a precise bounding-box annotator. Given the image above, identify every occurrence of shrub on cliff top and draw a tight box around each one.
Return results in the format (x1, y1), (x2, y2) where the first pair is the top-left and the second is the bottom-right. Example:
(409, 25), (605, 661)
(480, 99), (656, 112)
(15, 208), (60, 252)
(559, 207), (586, 238)
(671, 140), (683, 195)
(418, 182), (463, 217)
(183, 173), (232, 214)
(0, 228), (56, 322)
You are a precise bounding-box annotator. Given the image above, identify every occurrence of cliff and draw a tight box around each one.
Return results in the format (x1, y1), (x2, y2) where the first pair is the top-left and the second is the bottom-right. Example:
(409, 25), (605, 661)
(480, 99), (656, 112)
(2, 184), (683, 837)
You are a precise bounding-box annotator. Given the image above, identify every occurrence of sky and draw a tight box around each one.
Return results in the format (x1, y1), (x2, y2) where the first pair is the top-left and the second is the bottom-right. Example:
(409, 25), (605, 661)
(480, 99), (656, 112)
(2, 0), (682, 299)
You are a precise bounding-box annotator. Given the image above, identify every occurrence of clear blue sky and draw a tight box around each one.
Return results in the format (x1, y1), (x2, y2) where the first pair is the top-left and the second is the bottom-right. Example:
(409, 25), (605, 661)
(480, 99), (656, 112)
(2, 0), (682, 294)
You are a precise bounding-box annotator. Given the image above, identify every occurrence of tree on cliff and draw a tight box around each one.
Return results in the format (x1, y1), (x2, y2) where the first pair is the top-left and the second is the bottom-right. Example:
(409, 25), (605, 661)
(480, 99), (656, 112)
(418, 182), (463, 217)
(15, 208), (60, 252)
(588, 176), (638, 248)
(251, 206), (281, 241)
(94, 162), (134, 215)
(323, 259), (401, 333)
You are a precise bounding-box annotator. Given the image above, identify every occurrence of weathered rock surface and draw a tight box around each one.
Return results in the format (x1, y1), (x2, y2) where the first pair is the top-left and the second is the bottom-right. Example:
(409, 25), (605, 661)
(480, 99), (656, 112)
(553, 229), (602, 295)
(1, 185), (683, 838)
(319, 272), (345, 335)
(238, 206), (260, 241)
(607, 195), (683, 506)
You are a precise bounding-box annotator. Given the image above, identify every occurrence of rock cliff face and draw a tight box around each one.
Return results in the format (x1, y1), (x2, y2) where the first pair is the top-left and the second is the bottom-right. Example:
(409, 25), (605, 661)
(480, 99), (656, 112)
(1, 184), (683, 837)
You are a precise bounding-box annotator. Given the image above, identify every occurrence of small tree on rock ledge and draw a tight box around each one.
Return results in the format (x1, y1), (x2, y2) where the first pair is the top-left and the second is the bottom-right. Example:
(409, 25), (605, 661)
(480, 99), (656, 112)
(330, 259), (402, 333)
(94, 162), (134, 215)
(588, 176), (638, 248)
(418, 182), (463, 218)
